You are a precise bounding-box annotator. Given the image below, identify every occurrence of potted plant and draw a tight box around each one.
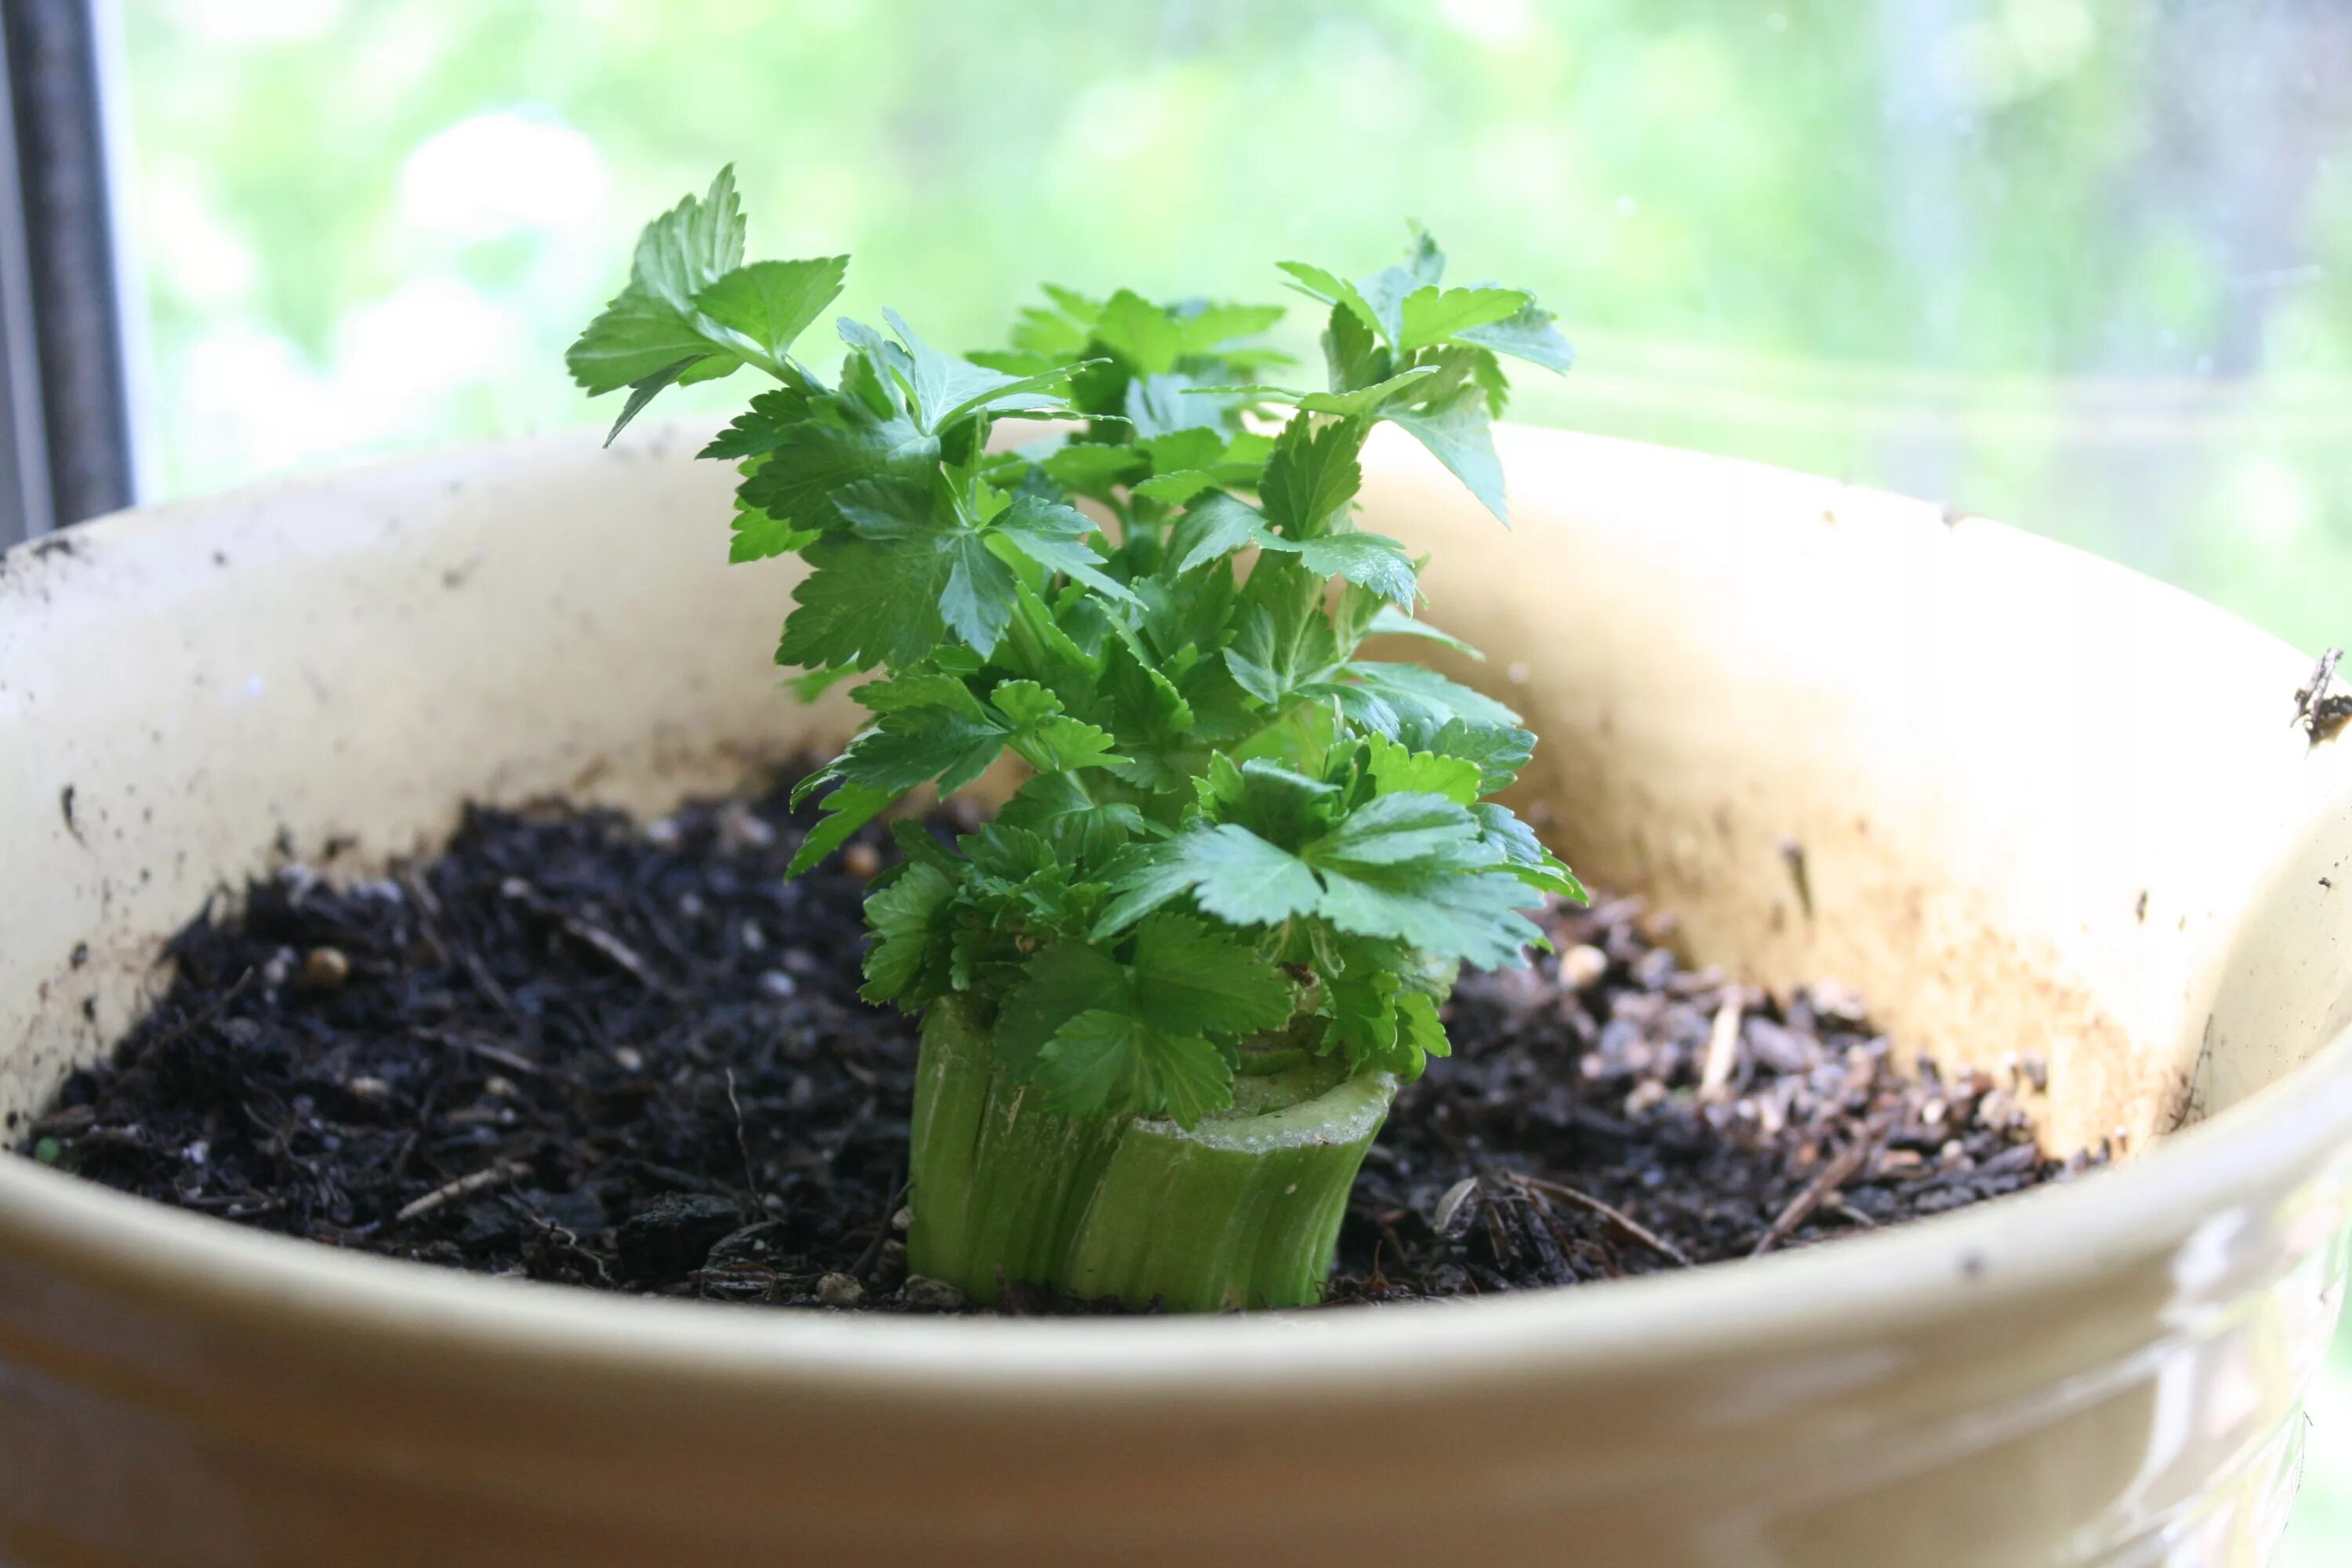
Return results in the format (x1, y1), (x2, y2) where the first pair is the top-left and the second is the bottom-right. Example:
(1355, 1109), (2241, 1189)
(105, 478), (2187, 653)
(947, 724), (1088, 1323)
(0, 172), (2347, 1566)
(564, 168), (1586, 1311)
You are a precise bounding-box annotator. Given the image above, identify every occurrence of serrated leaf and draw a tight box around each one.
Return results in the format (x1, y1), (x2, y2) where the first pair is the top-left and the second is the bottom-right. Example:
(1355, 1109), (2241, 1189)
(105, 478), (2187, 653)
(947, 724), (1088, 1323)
(996, 771), (1152, 862)
(862, 861), (955, 1002)
(694, 256), (848, 367)
(1132, 469), (1220, 505)
(728, 498), (817, 563)
(1398, 285), (1531, 350)
(1093, 289), (1185, 376)
(1036, 1009), (1232, 1127)
(1276, 261), (1385, 339)
(829, 706), (1010, 796)
(883, 307), (1094, 433)
(1307, 791), (1484, 871)
(567, 168), (750, 402)
(785, 782), (892, 877)
(1365, 733), (1483, 805)
(998, 942), (1130, 1074)
(1172, 301), (1285, 355)
(939, 533), (1019, 655)
(1171, 492), (1268, 574)
(1094, 824), (1323, 935)
(992, 494), (1137, 603)
(1343, 662), (1520, 741)
(700, 386), (816, 459)
(1258, 416), (1364, 535)
(1262, 530), (1417, 604)
(1363, 604), (1482, 657)
(856, 673), (988, 720)
(1430, 719), (1534, 793)
(1474, 802), (1585, 901)
(1387, 388), (1507, 521)
(568, 299), (717, 397)
(737, 408), (938, 535)
(1459, 299), (1575, 373)
(1128, 913), (1295, 1037)
(1126, 372), (1227, 439)
(633, 165), (746, 314)
(1198, 368), (1438, 419)
(1040, 442), (1147, 499)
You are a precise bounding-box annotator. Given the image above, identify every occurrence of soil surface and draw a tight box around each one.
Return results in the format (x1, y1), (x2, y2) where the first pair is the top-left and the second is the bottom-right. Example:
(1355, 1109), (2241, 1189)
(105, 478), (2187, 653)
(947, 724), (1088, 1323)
(24, 768), (2099, 1313)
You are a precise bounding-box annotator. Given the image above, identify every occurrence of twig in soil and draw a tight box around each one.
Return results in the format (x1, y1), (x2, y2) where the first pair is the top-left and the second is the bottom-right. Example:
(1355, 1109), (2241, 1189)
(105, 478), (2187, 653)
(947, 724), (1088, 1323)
(143, 967), (255, 1056)
(1511, 1173), (1694, 1269)
(1825, 1197), (1879, 1230)
(499, 877), (678, 997)
(724, 1068), (765, 1204)
(851, 1178), (912, 1281)
(1751, 1131), (1882, 1258)
(395, 1159), (528, 1224)
(413, 1026), (543, 1079)
(1698, 998), (1742, 1102)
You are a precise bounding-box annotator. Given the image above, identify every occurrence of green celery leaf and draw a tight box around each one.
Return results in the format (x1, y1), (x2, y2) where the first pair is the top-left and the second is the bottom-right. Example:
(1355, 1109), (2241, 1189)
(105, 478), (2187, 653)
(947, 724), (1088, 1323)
(1259, 530), (1417, 605)
(1127, 913), (1295, 1037)
(998, 941), (1130, 1074)
(1040, 442), (1146, 499)
(1131, 469), (1219, 505)
(1093, 289), (1184, 376)
(1430, 719), (1534, 793)
(1036, 1008), (1232, 1126)
(829, 706), (1011, 796)
(1258, 416), (1365, 535)
(855, 673), (989, 720)
(861, 861), (955, 1003)
(700, 386), (816, 459)
(1171, 493), (1268, 574)
(1458, 299), (1576, 373)
(1386, 387), (1507, 521)
(694, 256), (848, 367)
(992, 494), (1138, 603)
(1365, 733), (1483, 805)
(735, 406), (938, 536)
(996, 771), (1152, 862)
(1308, 791), (1485, 870)
(1094, 824), (1323, 935)
(1397, 285), (1531, 350)
(566, 168), (748, 397)
(785, 782), (893, 877)
(1473, 802), (1586, 901)
(1276, 261), (1385, 341)
(1172, 301), (1286, 355)
(1363, 604), (1482, 657)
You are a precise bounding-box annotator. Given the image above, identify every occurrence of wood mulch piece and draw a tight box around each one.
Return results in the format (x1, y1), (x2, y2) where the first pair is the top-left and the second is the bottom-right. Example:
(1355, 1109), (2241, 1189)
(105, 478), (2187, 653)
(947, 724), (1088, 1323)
(23, 767), (2099, 1314)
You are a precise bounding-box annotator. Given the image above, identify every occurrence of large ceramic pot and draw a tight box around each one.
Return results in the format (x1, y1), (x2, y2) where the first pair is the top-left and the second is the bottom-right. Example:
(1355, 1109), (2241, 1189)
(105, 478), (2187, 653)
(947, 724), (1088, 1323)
(2, 423), (2347, 1566)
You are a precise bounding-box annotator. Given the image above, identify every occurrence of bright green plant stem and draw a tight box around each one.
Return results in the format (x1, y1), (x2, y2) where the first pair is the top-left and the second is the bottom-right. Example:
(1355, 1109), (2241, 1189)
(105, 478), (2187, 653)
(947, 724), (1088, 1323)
(909, 996), (1394, 1310)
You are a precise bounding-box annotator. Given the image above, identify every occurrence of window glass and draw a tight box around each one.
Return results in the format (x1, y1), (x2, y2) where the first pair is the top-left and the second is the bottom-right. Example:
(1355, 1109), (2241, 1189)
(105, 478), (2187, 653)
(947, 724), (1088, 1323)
(118, 0), (2352, 648)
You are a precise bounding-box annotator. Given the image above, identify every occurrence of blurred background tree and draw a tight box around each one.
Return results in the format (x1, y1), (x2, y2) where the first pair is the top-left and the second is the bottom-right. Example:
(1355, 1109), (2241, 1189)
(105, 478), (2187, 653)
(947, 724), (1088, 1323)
(109, 4), (2352, 1552)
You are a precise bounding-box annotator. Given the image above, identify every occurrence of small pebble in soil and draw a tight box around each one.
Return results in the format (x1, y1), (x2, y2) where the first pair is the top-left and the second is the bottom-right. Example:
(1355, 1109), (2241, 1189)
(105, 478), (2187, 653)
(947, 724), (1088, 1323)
(22, 767), (2102, 1315)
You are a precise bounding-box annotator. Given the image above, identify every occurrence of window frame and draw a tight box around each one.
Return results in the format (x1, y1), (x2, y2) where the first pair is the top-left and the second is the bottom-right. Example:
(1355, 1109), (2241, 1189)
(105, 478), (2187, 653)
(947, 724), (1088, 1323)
(0, 0), (137, 547)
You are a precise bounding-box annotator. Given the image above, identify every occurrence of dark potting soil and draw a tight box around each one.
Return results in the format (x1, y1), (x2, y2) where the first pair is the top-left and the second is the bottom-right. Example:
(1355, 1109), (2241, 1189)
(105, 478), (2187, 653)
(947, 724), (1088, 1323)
(23, 768), (2100, 1313)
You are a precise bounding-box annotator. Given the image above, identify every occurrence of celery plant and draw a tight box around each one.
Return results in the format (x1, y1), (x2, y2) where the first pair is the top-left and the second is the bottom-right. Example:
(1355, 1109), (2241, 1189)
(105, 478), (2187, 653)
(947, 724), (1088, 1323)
(569, 169), (1582, 1310)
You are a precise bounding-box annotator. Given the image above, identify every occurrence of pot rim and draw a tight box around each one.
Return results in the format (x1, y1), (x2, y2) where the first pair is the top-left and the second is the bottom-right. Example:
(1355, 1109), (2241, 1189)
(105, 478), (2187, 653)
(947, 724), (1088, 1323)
(5, 426), (2351, 1403)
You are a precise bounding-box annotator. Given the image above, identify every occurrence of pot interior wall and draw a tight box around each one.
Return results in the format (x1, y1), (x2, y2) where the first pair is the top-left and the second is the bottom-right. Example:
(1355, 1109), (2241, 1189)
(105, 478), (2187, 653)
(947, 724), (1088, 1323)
(5, 423), (2348, 1165)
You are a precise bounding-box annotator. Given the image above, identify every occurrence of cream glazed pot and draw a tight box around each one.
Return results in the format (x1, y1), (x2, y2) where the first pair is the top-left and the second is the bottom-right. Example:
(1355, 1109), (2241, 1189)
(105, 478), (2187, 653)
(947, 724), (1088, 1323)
(2, 422), (2350, 1567)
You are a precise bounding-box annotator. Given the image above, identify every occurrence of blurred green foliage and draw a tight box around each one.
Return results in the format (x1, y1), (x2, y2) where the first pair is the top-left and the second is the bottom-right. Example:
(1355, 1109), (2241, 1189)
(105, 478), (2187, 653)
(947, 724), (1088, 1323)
(114, 3), (2352, 1548)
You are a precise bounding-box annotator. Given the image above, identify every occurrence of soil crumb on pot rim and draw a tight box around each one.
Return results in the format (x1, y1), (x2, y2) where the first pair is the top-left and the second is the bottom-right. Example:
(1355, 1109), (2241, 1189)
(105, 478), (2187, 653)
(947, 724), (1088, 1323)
(22, 766), (2103, 1315)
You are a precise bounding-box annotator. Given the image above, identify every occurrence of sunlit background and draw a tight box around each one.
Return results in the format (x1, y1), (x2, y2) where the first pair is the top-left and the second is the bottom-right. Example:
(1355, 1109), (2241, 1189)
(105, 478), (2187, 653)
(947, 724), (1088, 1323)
(109, 1), (2352, 1554)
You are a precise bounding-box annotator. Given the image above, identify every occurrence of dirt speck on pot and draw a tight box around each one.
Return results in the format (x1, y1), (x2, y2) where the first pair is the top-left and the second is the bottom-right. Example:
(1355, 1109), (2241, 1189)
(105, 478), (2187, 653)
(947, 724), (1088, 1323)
(24, 767), (2100, 1314)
